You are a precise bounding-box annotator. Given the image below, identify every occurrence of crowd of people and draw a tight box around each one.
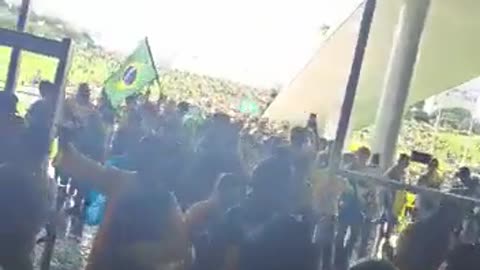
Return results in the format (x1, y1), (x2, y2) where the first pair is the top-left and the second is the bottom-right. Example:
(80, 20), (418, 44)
(355, 120), (480, 173)
(1, 80), (480, 270)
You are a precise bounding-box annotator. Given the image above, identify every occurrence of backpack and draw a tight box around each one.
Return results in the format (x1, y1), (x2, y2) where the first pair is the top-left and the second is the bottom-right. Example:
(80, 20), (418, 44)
(84, 156), (128, 226)
(85, 190), (106, 226)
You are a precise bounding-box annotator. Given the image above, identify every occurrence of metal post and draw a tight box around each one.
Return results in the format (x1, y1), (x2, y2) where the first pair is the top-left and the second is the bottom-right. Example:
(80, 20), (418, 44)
(4, 0), (31, 93)
(325, 5), (376, 268)
(41, 38), (73, 270)
(328, 0), (377, 172)
(372, 0), (431, 170)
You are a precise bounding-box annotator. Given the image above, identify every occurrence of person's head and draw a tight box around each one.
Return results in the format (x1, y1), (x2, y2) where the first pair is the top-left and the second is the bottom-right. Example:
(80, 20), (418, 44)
(398, 153), (410, 169)
(290, 126), (308, 148)
(445, 243), (480, 270)
(355, 146), (371, 167)
(428, 158), (439, 171)
(177, 101), (190, 116)
(318, 137), (328, 152)
(214, 173), (246, 208)
(370, 153), (380, 167)
(349, 259), (398, 270)
(456, 167), (472, 186)
(208, 113), (235, 143)
(164, 99), (177, 113)
(307, 113), (318, 133)
(0, 91), (18, 116)
(258, 118), (268, 130)
(270, 90), (278, 99)
(251, 155), (293, 212)
(76, 83), (91, 104)
(125, 95), (138, 110)
(39, 81), (56, 100)
(129, 135), (183, 189)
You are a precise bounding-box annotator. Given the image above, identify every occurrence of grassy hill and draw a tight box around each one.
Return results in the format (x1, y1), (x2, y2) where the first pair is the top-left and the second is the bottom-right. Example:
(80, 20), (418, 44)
(0, 46), (117, 86)
(350, 121), (480, 173)
(0, 2), (274, 118)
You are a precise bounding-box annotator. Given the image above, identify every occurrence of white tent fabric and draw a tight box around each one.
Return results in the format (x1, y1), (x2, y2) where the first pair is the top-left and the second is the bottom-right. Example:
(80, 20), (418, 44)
(423, 77), (480, 118)
(264, 0), (480, 131)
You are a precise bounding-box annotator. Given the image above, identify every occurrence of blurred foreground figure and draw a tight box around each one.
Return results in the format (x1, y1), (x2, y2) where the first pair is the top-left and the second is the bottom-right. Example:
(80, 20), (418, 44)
(442, 243), (480, 270)
(214, 148), (318, 270)
(453, 167), (480, 244)
(394, 200), (465, 270)
(55, 134), (190, 270)
(186, 173), (247, 270)
(0, 91), (25, 164)
(0, 91), (52, 270)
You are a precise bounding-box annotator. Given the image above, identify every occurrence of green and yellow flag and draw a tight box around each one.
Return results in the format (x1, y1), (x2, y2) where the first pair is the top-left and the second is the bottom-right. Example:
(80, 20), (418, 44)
(104, 39), (157, 107)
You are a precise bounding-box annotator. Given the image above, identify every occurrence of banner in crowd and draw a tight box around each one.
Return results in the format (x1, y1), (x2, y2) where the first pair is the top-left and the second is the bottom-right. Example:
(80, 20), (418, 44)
(104, 38), (158, 107)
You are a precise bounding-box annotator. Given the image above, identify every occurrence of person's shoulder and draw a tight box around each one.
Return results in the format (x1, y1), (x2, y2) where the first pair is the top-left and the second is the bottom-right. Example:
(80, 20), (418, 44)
(187, 199), (216, 219)
(28, 99), (45, 109)
(167, 191), (181, 208)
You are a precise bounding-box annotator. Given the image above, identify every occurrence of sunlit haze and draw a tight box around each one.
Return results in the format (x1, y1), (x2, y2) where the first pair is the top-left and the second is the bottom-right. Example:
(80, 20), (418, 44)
(6, 0), (360, 87)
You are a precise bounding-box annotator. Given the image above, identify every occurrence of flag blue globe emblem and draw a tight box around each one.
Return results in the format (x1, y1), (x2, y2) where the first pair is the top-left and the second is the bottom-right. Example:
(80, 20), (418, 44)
(122, 65), (138, 86)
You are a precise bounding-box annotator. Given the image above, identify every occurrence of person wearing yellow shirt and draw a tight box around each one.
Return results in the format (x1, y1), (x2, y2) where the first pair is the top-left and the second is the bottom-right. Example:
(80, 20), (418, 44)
(377, 154), (410, 259)
(311, 152), (346, 270)
(418, 158), (442, 188)
(416, 158), (442, 220)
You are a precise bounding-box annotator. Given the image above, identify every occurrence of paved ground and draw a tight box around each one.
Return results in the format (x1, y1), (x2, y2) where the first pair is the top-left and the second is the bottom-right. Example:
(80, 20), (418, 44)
(34, 213), (96, 270)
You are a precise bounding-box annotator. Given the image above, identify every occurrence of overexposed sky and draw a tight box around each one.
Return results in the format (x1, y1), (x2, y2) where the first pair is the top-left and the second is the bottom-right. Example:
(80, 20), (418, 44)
(7, 0), (360, 87)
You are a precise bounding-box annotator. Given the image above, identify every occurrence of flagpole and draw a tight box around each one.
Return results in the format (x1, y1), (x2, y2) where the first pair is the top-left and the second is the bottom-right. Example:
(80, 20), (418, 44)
(144, 37), (163, 103)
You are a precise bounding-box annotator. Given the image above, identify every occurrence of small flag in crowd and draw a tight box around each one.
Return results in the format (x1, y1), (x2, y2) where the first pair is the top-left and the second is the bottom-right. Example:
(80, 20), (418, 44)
(104, 38), (158, 107)
(240, 98), (261, 116)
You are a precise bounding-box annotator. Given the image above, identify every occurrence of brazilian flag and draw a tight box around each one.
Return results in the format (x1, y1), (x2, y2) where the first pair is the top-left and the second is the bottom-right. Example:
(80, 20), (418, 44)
(104, 39), (157, 107)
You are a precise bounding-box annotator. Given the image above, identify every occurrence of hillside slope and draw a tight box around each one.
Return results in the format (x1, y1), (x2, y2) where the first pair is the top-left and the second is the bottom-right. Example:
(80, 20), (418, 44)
(0, 2), (271, 113)
(266, 0), (480, 130)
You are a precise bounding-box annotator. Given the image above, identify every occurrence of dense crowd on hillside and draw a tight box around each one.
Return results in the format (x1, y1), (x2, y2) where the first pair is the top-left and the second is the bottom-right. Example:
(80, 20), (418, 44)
(24, 60), (277, 124)
(1, 80), (480, 270)
(354, 120), (480, 174)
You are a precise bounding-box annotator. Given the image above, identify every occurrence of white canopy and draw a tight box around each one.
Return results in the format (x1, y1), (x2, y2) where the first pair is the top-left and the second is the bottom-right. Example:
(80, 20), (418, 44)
(265, 0), (480, 131)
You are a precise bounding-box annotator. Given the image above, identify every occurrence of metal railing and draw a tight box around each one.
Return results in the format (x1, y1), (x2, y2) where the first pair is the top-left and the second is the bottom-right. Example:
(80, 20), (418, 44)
(337, 169), (480, 205)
